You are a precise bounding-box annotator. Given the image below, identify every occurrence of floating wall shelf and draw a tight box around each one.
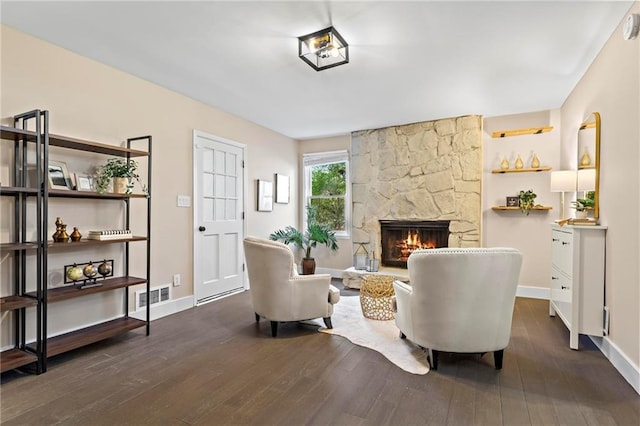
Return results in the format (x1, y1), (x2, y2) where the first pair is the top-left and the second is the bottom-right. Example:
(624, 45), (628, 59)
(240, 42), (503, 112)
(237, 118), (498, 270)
(491, 166), (552, 174)
(491, 126), (553, 138)
(491, 206), (552, 211)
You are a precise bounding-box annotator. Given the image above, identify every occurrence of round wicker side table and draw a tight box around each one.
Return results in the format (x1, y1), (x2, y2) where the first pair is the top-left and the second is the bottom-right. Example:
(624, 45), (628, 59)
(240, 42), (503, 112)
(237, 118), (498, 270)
(360, 274), (395, 320)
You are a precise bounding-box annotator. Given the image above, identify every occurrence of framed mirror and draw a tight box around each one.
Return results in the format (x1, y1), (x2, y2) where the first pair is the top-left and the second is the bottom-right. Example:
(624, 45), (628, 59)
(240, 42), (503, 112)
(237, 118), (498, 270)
(577, 112), (600, 218)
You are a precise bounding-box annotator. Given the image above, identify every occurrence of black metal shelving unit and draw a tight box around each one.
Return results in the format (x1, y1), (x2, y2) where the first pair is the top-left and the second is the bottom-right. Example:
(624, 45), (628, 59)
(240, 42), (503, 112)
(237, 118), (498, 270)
(0, 112), (152, 375)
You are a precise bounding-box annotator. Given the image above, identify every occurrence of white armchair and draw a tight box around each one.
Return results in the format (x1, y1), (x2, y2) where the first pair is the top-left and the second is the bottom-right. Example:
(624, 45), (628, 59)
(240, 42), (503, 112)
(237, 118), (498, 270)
(393, 248), (522, 370)
(243, 237), (340, 337)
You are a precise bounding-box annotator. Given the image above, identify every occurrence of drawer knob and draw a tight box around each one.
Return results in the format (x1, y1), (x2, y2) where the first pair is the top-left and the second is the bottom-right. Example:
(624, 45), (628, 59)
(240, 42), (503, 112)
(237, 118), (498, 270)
(551, 276), (559, 280)
(552, 238), (559, 242)
(562, 242), (569, 246)
(561, 285), (570, 290)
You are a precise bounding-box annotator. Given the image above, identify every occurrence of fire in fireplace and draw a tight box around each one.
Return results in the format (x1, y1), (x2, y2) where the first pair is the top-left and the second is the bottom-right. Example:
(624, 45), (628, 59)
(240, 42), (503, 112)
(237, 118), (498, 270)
(379, 220), (450, 268)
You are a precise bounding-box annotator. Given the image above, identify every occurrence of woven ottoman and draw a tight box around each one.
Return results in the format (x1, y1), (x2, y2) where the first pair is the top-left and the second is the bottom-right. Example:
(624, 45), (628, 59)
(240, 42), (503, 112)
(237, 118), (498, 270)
(360, 274), (395, 320)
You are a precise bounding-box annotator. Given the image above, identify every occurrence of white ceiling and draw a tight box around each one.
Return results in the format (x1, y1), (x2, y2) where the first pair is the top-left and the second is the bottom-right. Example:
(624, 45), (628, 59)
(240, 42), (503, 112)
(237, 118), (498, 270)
(1, 1), (634, 140)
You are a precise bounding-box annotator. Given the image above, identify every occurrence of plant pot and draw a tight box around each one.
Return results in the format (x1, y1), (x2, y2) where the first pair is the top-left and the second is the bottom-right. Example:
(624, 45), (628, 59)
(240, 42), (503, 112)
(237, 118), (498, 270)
(113, 177), (129, 194)
(301, 257), (316, 275)
(576, 210), (588, 219)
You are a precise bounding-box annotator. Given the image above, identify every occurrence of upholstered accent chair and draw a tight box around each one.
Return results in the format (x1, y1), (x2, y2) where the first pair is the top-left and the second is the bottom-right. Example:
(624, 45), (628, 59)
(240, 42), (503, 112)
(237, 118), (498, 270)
(243, 236), (340, 337)
(393, 247), (523, 370)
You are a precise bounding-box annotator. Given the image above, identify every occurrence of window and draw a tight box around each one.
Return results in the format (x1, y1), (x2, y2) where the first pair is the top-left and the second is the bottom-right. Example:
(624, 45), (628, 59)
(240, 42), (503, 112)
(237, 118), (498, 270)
(303, 150), (350, 237)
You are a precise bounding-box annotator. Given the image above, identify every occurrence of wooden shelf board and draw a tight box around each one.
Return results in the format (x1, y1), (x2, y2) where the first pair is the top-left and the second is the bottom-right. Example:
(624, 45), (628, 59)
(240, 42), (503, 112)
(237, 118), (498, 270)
(492, 206), (553, 211)
(491, 166), (552, 174)
(0, 295), (38, 311)
(0, 241), (39, 251)
(47, 236), (146, 250)
(26, 276), (146, 303)
(35, 317), (146, 358)
(48, 133), (149, 157)
(0, 186), (39, 196)
(492, 126), (554, 138)
(48, 189), (148, 199)
(0, 126), (38, 143)
(0, 348), (38, 373)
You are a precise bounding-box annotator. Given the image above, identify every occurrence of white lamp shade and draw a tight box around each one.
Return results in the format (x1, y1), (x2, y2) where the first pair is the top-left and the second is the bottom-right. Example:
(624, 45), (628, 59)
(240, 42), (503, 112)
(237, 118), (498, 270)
(550, 170), (577, 192)
(577, 168), (596, 191)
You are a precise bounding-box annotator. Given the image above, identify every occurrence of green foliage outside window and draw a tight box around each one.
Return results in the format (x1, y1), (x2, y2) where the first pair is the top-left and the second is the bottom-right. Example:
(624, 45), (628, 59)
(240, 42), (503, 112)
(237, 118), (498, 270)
(309, 163), (346, 231)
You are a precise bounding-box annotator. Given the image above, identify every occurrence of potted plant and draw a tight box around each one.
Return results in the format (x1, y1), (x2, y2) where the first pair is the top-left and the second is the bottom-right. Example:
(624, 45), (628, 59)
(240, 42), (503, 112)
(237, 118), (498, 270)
(95, 158), (147, 195)
(572, 194), (595, 219)
(269, 206), (339, 274)
(518, 189), (537, 215)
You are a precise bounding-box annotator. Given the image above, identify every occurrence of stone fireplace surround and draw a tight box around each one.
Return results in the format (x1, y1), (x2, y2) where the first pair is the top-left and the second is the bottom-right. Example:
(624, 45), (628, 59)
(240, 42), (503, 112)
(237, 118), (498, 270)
(351, 115), (482, 262)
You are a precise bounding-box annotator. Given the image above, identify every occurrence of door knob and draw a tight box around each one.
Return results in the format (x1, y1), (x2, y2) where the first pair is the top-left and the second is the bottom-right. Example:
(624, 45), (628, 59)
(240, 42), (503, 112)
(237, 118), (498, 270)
(199, 226), (206, 232)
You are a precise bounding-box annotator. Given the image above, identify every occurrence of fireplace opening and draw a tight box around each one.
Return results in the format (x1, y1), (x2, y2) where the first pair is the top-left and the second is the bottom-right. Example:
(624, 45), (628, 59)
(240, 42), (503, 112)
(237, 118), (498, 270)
(379, 220), (450, 268)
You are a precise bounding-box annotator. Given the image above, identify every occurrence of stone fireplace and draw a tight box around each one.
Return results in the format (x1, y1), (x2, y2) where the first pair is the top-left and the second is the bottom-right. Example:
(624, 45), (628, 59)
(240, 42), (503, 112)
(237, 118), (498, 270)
(380, 220), (450, 268)
(351, 115), (482, 265)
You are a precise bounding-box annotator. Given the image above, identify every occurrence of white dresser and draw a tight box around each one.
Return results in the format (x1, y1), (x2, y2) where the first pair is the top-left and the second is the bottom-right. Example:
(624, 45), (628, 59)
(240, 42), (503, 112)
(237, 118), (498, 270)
(549, 224), (607, 349)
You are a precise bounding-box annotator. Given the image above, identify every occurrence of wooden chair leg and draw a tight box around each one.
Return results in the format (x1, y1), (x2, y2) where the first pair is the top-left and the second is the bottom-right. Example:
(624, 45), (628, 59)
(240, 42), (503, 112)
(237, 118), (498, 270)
(255, 313), (260, 322)
(270, 321), (278, 337)
(323, 317), (333, 329)
(494, 349), (504, 369)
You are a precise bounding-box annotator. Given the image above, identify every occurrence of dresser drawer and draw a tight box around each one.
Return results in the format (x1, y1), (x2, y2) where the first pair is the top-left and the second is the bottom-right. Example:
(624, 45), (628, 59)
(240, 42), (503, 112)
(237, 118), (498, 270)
(550, 266), (572, 327)
(551, 229), (573, 274)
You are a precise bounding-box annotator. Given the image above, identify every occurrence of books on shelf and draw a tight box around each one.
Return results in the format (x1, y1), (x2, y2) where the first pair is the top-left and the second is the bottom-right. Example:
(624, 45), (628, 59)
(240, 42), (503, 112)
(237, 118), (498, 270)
(86, 229), (133, 240)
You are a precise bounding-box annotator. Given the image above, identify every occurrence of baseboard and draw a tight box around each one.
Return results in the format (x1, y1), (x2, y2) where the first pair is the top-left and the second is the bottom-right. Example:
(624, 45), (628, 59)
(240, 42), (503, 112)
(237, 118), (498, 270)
(130, 296), (194, 321)
(590, 335), (640, 395)
(516, 285), (549, 300)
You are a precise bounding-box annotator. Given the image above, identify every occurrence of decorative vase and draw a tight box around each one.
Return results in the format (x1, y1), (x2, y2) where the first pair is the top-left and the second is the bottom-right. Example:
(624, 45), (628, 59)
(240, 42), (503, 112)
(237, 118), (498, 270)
(515, 155), (524, 169)
(52, 217), (63, 241)
(112, 177), (129, 194)
(70, 227), (82, 242)
(500, 157), (510, 170)
(576, 210), (588, 219)
(580, 149), (591, 167)
(301, 257), (316, 275)
(56, 224), (70, 243)
(531, 153), (540, 168)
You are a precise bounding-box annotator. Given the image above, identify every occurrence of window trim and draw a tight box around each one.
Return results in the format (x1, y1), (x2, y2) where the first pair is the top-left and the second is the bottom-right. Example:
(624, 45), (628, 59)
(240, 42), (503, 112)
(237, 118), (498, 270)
(302, 150), (350, 238)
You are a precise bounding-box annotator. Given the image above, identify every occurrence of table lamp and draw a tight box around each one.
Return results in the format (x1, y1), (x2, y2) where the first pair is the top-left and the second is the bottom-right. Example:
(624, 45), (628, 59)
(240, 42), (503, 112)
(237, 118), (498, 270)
(550, 170), (576, 220)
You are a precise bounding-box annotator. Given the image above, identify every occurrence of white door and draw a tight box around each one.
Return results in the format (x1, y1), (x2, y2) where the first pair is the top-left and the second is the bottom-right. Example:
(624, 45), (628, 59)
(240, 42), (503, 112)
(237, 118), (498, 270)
(194, 130), (245, 305)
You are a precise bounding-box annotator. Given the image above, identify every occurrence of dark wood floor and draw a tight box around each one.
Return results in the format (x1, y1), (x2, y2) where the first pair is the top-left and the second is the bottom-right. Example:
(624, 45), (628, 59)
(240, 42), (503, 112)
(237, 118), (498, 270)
(2, 283), (639, 425)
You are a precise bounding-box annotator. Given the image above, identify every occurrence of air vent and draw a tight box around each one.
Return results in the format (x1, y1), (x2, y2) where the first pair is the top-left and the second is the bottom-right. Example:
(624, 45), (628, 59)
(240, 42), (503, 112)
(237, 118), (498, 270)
(136, 285), (170, 309)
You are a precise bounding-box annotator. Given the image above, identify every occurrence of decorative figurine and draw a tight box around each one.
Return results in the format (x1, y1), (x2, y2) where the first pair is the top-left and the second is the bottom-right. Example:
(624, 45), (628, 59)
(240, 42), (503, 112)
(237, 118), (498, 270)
(514, 155), (524, 169)
(531, 153), (540, 168)
(98, 259), (112, 277)
(70, 227), (82, 242)
(500, 157), (510, 170)
(83, 262), (98, 279)
(66, 263), (84, 282)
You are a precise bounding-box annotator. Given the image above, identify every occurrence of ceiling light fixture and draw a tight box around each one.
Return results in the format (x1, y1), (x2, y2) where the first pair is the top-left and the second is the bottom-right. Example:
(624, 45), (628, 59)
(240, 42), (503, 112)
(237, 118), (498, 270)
(298, 26), (349, 71)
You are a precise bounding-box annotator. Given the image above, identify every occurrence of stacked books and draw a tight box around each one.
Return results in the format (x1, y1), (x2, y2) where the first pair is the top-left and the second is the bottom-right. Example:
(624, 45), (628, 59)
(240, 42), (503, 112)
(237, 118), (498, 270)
(567, 218), (598, 226)
(86, 229), (133, 240)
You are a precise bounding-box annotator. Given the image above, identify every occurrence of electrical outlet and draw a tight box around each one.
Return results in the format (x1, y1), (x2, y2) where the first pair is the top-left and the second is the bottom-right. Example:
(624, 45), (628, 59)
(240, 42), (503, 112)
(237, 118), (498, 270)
(173, 274), (181, 287)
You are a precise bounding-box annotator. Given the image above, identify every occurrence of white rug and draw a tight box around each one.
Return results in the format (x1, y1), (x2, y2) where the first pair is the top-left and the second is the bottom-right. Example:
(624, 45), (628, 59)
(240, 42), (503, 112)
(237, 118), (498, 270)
(317, 296), (430, 375)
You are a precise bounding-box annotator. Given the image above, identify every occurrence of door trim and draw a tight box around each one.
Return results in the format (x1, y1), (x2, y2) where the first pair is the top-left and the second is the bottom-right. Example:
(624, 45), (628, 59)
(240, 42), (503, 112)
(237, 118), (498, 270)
(192, 130), (248, 307)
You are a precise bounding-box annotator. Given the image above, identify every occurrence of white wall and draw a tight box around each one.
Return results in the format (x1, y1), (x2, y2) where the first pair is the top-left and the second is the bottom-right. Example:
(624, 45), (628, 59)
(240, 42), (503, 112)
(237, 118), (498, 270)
(0, 26), (298, 340)
(560, 1), (640, 376)
(482, 110), (561, 292)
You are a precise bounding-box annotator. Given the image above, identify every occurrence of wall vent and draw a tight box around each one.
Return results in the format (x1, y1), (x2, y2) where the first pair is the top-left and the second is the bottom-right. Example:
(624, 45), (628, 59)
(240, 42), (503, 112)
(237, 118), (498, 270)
(136, 284), (170, 310)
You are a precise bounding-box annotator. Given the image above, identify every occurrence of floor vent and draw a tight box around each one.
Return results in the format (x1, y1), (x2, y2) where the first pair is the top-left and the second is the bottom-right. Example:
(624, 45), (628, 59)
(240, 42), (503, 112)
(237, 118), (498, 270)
(136, 285), (170, 310)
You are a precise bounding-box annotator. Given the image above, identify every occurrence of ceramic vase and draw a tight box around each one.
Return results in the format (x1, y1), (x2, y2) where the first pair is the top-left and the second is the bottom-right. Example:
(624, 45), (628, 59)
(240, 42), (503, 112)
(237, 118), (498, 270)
(531, 153), (540, 168)
(500, 157), (510, 170)
(515, 155), (524, 169)
(113, 177), (129, 194)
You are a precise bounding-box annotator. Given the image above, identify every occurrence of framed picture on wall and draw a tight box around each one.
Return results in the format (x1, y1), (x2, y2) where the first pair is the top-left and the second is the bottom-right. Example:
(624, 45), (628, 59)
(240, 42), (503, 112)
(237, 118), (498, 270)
(257, 179), (273, 212)
(48, 160), (72, 190)
(275, 173), (289, 204)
